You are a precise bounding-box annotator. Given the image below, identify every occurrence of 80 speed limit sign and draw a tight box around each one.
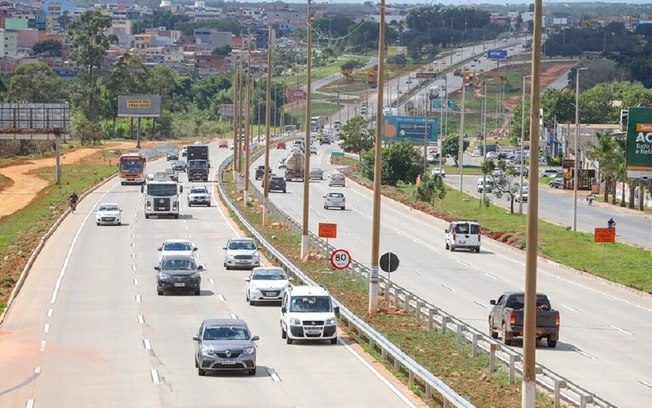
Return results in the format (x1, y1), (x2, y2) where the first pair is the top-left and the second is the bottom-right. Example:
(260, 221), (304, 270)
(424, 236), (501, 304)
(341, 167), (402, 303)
(330, 249), (352, 270)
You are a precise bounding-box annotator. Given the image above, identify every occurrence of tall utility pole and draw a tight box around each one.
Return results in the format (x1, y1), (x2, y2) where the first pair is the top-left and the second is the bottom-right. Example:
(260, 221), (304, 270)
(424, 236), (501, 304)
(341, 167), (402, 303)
(300, 0), (313, 259)
(519, 74), (528, 214)
(232, 53), (240, 176)
(572, 67), (587, 232)
(481, 79), (488, 205)
(523, 0), (542, 405)
(243, 44), (252, 204)
(263, 26), (273, 225)
(458, 69), (466, 193)
(369, 0), (385, 314)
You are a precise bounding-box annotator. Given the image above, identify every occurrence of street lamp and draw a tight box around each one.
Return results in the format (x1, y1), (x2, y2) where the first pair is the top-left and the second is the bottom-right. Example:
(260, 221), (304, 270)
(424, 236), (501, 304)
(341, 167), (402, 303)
(519, 74), (530, 214)
(572, 67), (588, 232)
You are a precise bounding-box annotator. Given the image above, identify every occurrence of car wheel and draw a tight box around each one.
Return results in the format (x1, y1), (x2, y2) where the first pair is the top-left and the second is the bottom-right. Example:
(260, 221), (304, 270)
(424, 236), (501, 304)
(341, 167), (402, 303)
(96, 222), (100, 226)
(283, 189), (286, 193)
(225, 265), (230, 270)
(248, 368), (256, 376)
(198, 367), (206, 376)
(547, 338), (557, 348)
(195, 358), (198, 368)
(489, 320), (498, 339)
(188, 202), (192, 207)
(286, 336), (293, 345)
(445, 242), (449, 250)
(324, 205), (327, 209)
(145, 214), (150, 219)
(341, 206), (345, 210)
(475, 247), (480, 253)
(117, 222), (121, 226)
(174, 214), (179, 219)
(450, 245), (455, 252)
(157, 289), (163, 296)
(330, 337), (337, 345)
(207, 203), (211, 207)
(281, 327), (287, 339)
(249, 299), (255, 306)
(194, 288), (201, 296)
(503, 324), (512, 345)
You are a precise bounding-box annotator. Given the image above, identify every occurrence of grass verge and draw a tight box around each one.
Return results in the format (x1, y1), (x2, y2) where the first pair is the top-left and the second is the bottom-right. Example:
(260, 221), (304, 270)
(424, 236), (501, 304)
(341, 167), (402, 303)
(220, 169), (553, 408)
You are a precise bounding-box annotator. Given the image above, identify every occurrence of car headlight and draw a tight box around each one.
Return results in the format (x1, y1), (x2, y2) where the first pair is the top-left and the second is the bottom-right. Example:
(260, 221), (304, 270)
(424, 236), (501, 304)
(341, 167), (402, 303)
(325, 318), (336, 325)
(146, 201), (152, 209)
(252, 253), (260, 261)
(190, 272), (200, 279)
(242, 347), (255, 355)
(158, 272), (171, 279)
(201, 345), (214, 355)
(290, 318), (301, 325)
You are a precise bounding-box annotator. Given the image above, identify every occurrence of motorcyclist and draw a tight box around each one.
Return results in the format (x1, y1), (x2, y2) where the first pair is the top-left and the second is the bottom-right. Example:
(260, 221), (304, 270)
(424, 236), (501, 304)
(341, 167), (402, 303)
(586, 193), (594, 205)
(68, 192), (79, 212)
(607, 218), (616, 228)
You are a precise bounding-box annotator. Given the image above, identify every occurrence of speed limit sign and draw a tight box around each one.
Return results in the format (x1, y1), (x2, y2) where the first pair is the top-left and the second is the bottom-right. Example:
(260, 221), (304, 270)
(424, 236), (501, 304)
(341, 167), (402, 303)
(330, 249), (352, 270)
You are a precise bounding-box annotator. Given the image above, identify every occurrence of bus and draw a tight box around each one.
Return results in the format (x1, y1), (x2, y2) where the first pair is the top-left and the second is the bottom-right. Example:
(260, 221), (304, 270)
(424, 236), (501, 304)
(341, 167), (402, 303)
(118, 152), (147, 185)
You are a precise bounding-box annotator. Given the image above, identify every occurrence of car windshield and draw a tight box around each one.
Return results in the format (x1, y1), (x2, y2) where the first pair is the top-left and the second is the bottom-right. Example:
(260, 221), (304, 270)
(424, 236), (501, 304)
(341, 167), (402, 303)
(191, 188), (207, 194)
(328, 193), (344, 198)
(163, 242), (192, 251)
(119, 159), (144, 173)
(203, 326), (250, 341)
(98, 205), (119, 211)
(228, 240), (257, 250)
(161, 258), (196, 271)
(146, 184), (178, 196)
(188, 161), (207, 169)
(271, 177), (283, 182)
(289, 296), (332, 313)
(252, 269), (286, 280)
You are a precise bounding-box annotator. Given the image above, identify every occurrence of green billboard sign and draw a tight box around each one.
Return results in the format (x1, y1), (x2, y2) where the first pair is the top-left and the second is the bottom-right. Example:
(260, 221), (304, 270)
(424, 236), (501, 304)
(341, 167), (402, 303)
(626, 107), (652, 179)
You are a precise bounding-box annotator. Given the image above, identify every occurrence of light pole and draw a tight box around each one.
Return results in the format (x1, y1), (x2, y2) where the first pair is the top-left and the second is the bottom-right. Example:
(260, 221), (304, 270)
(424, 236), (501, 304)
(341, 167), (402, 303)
(301, 0), (313, 259)
(572, 67), (587, 232)
(519, 74), (530, 214)
(481, 78), (493, 205)
(458, 68), (467, 193)
(263, 26), (273, 226)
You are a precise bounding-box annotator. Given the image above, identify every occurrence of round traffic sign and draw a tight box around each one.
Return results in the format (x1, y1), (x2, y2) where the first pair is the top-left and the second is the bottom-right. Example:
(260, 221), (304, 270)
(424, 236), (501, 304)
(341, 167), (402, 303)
(330, 249), (352, 270)
(379, 252), (400, 273)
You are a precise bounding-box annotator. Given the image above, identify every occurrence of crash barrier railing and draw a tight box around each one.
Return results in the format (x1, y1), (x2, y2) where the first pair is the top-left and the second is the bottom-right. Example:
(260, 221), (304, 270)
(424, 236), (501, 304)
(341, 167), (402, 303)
(218, 156), (475, 408)
(229, 156), (615, 408)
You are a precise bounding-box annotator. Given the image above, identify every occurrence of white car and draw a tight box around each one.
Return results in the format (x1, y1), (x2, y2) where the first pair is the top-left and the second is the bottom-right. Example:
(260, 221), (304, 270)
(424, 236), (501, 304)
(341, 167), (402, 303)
(223, 238), (260, 270)
(445, 220), (481, 253)
(95, 203), (122, 226)
(431, 167), (446, 178)
(486, 151), (498, 160)
(245, 267), (291, 306)
(158, 239), (198, 259)
(187, 185), (211, 207)
(280, 285), (339, 345)
(323, 192), (345, 210)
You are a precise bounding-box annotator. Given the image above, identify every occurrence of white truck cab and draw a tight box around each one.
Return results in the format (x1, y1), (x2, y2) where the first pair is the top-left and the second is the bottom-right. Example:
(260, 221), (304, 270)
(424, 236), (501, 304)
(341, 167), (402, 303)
(280, 285), (339, 345)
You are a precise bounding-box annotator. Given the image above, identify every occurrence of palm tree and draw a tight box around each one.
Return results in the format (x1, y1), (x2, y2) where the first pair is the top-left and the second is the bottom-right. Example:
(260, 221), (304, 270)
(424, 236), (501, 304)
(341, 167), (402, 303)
(587, 132), (619, 202)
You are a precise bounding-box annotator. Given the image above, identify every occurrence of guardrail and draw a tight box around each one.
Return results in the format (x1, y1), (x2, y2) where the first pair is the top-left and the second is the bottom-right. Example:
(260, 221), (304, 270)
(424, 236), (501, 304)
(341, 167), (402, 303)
(218, 156), (475, 408)
(223, 153), (616, 408)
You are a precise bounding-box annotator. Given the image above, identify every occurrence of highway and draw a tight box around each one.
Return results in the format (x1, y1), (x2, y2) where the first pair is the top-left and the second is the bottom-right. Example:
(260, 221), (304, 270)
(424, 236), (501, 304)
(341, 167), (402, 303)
(0, 145), (420, 408)
(256, 144), (652, 407)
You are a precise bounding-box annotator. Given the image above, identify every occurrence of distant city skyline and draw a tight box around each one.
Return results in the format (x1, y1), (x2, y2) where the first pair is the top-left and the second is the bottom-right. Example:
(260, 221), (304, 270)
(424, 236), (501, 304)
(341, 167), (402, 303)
(238, 0), (651, 4)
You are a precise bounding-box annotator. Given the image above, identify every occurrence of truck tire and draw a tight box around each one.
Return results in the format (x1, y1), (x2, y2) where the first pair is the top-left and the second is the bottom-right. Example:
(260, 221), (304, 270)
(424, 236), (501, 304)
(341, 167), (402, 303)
(489, 320), (498, 339)
(145, 214), (150, 219)
(281, 327), (287, 339)
(445, 242), (450, 250)
(547, 338), (557, 348)
(174, 214), (179, 219)
(502, 324), (512, 345)
(450, 245), (455, 252)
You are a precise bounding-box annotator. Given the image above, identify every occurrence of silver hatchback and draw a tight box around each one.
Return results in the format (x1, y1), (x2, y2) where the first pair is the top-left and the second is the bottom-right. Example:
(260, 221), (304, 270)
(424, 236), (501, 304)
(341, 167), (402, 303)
(323, 192), (346, 210)
(194, 319), (259, 376)
(328, 173), (346, 187)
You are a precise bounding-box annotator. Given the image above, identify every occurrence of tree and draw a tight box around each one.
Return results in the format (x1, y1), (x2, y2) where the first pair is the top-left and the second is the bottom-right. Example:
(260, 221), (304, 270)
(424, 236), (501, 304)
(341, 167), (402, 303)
(212, 45), (232, 56)
(414, 172), (446, 204)
(338, 116), (374, 161)
(579, 83), (619, 124)
(587, 132), (622, 203)
(67, 10), (118, 120)
(6, 62), (66, 102)
(442, 133), (469, 165)
(362, 141), (422, 186)
(32, 39), (63, 57)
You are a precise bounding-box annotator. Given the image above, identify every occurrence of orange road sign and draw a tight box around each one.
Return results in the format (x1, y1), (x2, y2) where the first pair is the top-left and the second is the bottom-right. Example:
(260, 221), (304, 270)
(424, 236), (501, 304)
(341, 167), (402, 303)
(318, 223), (337, 239)
(594, 227), (615, 243)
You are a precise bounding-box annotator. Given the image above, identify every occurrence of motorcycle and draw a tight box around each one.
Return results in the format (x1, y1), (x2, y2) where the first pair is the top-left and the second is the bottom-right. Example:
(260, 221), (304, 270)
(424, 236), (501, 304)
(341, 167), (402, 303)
(69, 197), (78, 213)
(607, 219), (616, 228)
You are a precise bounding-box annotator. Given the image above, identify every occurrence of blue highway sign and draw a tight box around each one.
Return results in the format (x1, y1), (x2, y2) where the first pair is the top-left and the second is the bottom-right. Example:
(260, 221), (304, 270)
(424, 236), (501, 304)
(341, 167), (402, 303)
(382, 115), (439, 143)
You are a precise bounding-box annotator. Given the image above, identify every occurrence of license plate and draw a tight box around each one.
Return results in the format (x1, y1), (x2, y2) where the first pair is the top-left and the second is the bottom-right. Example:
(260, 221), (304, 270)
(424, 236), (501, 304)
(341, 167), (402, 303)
(459, 240), (466, 244)
(305, 329), (321, 334)
(174, 283), (185, 287)
(265, 292), (277, 297)
(221, 360), (236, 365)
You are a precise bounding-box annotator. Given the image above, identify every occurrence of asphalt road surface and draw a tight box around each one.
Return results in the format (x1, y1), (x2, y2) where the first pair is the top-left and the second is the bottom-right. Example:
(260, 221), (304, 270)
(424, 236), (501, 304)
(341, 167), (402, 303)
(0, 145), (419, 408)
(259, 143), (652, 408)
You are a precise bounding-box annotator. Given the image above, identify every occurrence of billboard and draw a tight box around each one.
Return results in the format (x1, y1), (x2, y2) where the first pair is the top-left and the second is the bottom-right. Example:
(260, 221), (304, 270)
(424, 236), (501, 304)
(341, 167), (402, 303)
(0, 103), (70, 140)
(286, 88), (306, 102)
(118, 94), (161, 117)
(625, 107), (652, 179)
(487, 49), (508, 60)
(382, 115), (438, 143)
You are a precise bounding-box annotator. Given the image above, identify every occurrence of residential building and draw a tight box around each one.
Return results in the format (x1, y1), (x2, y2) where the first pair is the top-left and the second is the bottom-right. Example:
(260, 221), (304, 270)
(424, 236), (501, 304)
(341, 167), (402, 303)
(0, 28), (17, 57)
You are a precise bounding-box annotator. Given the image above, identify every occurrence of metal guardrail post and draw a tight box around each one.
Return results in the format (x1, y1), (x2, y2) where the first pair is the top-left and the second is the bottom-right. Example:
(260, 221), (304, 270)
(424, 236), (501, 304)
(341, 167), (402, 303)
(428, 308), (434, 332)
(442, 316), (450, 334)
(394, 288), (401, 308)
(509, 355), (518, 384)
(472, 334), (479, 356)
(405, 294), (411, 311)
(554, 380), (567, 408)
(415, 300), (422, 320)
(456, 324), (466, 343)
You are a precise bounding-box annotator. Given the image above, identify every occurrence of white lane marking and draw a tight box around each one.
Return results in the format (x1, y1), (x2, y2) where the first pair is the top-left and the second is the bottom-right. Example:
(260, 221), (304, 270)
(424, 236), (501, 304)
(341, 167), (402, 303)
(230, 313), (238, 319)
(340, 338), (418, 408)
(441, 283), (454, 292)
(610, 325), (633, 336)
(185, 225), (190, 230)
(131, 265), (136, 272)
(131, 242), (135, 247)
(143, 338), (152, 350)
(562, 304), (578, 312)
(457, 260), (470, 267)
(474, 300), (489, 310)
(485, 273), (498, 280)
(577, 350), (597, 360)
(137, 315), (145, 324)
(188, 233), (192, 238)
(39, 340), (46, 352)
(43, 324), (50, 334)
(640, 380), (652, 389)
(131, 253), (136, 258)
(46, 308), (53, 317)
(133, 278), (139, 286)
(150, 369), (161, 384)
(266, 367), (281, 382)
(34, 366), (41, 374)
(131, 233), (135, 239)
(208, 278), (215, 285)
(218, 294), (226, 302)
(414, 271), (425, 277)
(25, 400), (34, 408)
(135, 294), (142, 303)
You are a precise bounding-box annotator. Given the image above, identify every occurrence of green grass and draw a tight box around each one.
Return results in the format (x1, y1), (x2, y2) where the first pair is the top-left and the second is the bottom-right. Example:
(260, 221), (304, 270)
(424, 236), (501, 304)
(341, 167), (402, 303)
(286, 102), (341, 128)
(281, 56), (370, 89)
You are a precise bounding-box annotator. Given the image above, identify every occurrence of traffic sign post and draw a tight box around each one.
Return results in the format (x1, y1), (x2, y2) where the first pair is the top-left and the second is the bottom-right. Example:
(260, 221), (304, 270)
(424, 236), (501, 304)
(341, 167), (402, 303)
(594, 227), (615, 271)
(330, 249), (351, 270)
(379, 252), (400, 299)
(319, 223), (337, 260)
(235, 172), (245, 191)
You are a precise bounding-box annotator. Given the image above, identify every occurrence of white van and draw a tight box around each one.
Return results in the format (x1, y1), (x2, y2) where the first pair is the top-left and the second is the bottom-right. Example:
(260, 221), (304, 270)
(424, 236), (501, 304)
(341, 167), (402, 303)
(280, 285), (339, 344)
(445, 221), (481, 253)
(476, 179), (494, 193)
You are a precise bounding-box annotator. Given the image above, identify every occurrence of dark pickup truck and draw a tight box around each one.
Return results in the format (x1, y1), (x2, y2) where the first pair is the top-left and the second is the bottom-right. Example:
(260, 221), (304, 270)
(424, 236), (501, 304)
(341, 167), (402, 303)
(489, 292), (560, 348)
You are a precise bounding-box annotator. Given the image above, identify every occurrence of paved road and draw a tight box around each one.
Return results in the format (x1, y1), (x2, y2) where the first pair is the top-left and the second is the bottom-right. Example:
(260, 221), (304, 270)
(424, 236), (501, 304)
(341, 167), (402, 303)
(257, 144), (652, 408)
(0, 145), (419, 408)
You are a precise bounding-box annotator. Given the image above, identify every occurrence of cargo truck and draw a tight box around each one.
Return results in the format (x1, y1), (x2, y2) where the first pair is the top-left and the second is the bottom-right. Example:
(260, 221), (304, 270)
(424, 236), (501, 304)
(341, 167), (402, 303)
(284, 152), (305, 181)
(141, 174), (183, 219)
(187, 145), (210, 182)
